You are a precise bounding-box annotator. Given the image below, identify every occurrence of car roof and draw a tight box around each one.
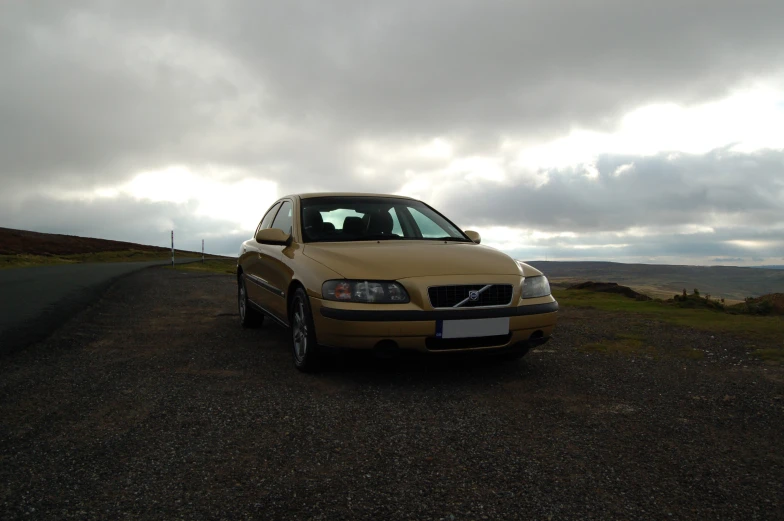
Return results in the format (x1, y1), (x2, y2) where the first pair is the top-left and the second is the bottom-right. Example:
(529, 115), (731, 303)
(287, 192), (419, 201)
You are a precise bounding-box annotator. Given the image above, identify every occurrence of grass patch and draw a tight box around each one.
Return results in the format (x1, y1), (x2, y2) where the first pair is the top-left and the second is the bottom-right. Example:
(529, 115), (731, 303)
(0, 250), (227, 269)
(678, 348), (706, 360)
(579, 334), (707, 361)
(0, 254), (78, 269)
(555, 288), (784, 344)
(170, 258), (237, 275)
(753, 348), (784, 363)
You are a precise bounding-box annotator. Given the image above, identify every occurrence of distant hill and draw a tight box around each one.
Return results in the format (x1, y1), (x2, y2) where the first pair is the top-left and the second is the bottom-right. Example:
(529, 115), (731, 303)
(528, 260), (784, 301)
(0, 227), (171, 256)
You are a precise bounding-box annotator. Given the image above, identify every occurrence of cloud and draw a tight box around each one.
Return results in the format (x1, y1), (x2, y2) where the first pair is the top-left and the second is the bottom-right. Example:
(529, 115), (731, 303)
(0, 194), (244, 255)
(502, 225), (784, 265)
(3, 1), (784, 186)
(436, 148), (784, 234)
(1, 1), (784, 265)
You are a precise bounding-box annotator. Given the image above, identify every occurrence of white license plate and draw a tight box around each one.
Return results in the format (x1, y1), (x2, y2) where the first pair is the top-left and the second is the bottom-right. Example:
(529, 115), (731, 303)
(436, 317), (510, 339)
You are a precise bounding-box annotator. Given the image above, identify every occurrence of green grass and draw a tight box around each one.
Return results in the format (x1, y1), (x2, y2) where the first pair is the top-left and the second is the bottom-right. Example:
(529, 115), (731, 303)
(0, 250), (227, 269)
(169, 258), (237, 275)
(679, 348), (707, 361)
(554, 288), (784, 345)
(753, 349), (784, 363)
(578, 332), (706, 361)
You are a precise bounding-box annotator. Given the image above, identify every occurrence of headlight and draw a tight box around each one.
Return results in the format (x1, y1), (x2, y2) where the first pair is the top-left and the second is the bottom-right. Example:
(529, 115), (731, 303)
(322, 280), (410, 303)
(522, 276), (550, 298)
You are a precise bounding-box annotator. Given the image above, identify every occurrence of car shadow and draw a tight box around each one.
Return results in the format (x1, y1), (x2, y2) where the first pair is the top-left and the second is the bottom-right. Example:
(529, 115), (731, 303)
(245, 319), (543, 385)
(313, 346), (543, 386)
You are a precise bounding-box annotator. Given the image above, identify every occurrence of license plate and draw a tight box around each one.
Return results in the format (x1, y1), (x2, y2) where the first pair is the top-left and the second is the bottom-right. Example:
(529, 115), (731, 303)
(436, 317), (510, 339)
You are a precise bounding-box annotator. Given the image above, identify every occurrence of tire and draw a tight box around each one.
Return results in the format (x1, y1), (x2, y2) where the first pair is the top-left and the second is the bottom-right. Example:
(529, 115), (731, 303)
(290, 287), (321, 372)
(238, 275), (264, 328)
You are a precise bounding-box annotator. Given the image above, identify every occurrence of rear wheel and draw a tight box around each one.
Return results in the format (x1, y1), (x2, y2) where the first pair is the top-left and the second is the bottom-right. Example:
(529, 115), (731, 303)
(290, 287), (320, 372)
(238, 275), (264, 328)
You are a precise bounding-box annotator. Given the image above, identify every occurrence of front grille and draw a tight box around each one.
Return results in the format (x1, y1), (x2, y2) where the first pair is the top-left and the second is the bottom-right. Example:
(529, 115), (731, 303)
(428, 284), (514, 308)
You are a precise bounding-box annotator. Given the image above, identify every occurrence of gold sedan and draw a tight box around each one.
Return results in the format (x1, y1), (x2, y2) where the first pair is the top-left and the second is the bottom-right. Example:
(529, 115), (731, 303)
(237, 193), (558, 371)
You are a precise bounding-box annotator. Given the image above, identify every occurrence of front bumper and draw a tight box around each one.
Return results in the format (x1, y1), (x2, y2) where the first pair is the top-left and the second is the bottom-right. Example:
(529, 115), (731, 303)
(310, 298), (558, 354)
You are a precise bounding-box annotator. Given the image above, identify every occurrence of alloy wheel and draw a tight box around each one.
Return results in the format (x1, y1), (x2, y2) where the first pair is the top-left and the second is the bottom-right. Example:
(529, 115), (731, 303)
(292, 299), (308, 362)
(238, 281), (246, 320)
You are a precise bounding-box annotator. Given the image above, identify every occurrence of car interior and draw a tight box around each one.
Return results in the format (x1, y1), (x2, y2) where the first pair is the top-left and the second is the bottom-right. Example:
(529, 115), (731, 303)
(303, 207), (401, 242)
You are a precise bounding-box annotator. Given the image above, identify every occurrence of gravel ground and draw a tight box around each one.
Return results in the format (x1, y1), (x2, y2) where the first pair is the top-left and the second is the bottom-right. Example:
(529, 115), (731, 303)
(1, 268), (782, 520)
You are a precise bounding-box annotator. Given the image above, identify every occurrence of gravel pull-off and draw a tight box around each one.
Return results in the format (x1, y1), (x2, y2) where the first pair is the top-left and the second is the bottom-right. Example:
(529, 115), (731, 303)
(1, 268), (782, 520)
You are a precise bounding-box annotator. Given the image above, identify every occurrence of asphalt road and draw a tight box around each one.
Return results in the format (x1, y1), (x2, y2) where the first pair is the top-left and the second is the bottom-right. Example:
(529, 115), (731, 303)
(0, 258), (200, 354)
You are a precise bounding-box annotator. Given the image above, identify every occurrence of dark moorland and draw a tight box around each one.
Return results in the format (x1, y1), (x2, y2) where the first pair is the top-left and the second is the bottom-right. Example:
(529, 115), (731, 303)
(0, 228), (226, 269)
(0, 227), (171, 256)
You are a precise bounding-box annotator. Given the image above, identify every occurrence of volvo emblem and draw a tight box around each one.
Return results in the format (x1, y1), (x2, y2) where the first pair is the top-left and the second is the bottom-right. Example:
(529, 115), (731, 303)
(468, 290), (480, 301)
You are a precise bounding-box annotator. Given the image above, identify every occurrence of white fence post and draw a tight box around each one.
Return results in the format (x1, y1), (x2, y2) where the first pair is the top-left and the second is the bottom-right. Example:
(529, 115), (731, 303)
(171, 230), (174, 266)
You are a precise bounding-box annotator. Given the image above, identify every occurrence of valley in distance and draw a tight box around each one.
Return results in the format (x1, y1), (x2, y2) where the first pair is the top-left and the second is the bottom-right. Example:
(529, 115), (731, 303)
(530, 260), (784, 302)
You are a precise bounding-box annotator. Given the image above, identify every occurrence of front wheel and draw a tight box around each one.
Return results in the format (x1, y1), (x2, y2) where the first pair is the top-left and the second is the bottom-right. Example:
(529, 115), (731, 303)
(238, 275), (264, 328)
(290, 287), (320, 372)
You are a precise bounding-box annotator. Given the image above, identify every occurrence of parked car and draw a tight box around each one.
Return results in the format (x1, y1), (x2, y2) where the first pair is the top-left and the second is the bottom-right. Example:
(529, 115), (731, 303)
(237, 193), (558, 371)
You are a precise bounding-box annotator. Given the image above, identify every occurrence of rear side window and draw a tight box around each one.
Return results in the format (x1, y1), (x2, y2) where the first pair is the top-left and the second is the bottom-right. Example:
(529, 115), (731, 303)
(271, 201), (293, 234)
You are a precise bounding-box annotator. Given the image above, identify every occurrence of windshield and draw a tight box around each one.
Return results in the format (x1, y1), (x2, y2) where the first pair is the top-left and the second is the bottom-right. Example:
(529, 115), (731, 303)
(300, 196), (470, 243)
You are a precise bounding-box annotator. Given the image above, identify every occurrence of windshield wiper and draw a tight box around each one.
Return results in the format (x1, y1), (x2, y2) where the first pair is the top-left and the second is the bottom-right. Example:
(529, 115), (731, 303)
(308, 236), (469, 243)
(426, 237), (471, 242)
(307, 235), (404, 243)
(363, 234), (405, 241)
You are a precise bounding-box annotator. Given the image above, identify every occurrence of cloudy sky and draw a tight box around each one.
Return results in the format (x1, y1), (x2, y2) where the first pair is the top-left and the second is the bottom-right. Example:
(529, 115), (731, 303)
(1, 1), (783, 264)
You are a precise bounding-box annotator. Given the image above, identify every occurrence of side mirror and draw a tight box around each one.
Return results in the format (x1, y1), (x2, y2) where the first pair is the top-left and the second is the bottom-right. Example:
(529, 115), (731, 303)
(255, 228), (291, 245)
(464, 230), (481, 244)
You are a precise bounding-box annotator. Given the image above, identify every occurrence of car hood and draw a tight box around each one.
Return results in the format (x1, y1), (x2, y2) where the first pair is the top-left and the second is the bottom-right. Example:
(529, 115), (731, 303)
(302, 241), (525, 280)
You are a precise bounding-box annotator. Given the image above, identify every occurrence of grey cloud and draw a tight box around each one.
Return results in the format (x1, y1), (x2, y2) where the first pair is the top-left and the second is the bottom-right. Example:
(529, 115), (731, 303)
(506, 225), (784, 265)
(0, 195), (243, 255)
(2, 1), (784, 265)
(3, 0), (784, 190)
(437, 148), (784, 234)
(0, 9), (254, 188)
(207, 0), (784, 137)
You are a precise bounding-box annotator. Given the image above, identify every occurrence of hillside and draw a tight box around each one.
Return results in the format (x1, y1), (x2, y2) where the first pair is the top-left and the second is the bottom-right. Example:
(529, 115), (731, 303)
(528, 260), (784, 301)
(0, 228), (225, 269)
(0, 227), (171, 256)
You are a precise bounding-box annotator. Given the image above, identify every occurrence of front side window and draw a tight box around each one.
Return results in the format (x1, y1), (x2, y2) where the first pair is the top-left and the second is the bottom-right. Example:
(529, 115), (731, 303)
(258, 202), (281, 233)
(409, 207), (449, 238)
(271, 201), (293, 234)
(300, 196), (469, 243)
(388, 207), (403, 235)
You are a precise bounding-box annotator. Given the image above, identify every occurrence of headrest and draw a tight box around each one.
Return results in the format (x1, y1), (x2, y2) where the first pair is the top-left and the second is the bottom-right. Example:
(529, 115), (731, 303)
(367, 211), (394, 235)
(303, 207), (323, 228)
(342, 216), (365, 235)
(302, 208), (324, 239)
